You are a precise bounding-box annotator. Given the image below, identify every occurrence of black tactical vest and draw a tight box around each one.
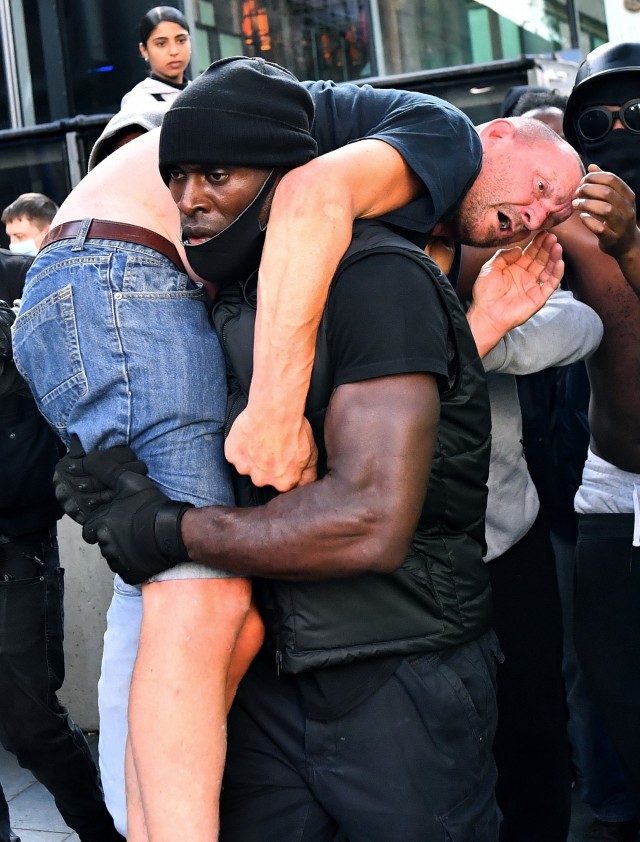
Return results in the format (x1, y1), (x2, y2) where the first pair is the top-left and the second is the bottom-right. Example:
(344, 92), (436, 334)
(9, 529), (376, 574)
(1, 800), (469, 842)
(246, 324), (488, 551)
(212, 220), (492, 673)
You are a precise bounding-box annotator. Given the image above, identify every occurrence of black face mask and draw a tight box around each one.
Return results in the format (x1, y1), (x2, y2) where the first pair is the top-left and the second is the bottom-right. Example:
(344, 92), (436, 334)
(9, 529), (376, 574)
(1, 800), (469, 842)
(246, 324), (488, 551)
(581, 130), (640, 198)
(183, 170), (278, 287)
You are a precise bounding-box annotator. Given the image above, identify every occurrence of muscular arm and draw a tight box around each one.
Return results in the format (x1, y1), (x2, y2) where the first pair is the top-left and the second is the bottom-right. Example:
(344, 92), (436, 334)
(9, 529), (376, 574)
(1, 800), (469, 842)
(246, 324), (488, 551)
(185, 373), (438, 578)
(227, 139), (423, 492)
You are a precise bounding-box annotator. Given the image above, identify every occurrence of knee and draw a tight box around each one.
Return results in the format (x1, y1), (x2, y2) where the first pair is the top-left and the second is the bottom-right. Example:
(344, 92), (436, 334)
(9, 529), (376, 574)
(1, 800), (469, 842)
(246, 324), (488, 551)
(144, 576), (251, 619)
(0, 714), (45, 756)
(0, 679), (54, 754)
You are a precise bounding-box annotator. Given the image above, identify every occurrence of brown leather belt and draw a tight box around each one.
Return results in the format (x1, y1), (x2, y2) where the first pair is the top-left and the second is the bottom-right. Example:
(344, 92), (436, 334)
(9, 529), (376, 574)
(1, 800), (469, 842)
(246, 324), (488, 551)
(40, 219), (185, 273)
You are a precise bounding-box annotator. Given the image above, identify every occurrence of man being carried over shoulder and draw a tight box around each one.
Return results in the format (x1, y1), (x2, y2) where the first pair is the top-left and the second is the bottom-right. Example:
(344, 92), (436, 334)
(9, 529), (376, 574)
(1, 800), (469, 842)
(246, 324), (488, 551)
(52, 59), (573, 841)
(16, 57), (583, 839)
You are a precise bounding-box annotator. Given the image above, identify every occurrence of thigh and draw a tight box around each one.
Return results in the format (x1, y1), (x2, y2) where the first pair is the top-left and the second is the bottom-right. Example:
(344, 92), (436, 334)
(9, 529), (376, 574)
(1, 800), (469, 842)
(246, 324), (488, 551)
(14, 243), (234, 508)
(318, 635), (500, 842)
(488, 520), (565, 714)
(575, 515), (640, 689)
(0, 535), (65, 731)
(225, 640), (500, 842)
(221, 661), (340, 842)
(112, 260), (234, 507)
(574, 515), (640, 799)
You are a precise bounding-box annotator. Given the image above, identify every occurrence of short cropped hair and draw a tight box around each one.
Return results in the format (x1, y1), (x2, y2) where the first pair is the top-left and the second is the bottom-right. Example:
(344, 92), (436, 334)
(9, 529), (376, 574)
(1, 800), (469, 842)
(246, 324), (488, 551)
(1, 192), (58, 227)
(511, 90), (568, 117)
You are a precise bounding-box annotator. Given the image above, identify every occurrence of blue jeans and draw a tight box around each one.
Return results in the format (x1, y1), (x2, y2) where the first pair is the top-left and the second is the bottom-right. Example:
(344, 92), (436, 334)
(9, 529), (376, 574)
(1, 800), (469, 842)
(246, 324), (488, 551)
(12, 227), (239, 832)
(12, 225), (235, 519)
(0, 528), (119, 838)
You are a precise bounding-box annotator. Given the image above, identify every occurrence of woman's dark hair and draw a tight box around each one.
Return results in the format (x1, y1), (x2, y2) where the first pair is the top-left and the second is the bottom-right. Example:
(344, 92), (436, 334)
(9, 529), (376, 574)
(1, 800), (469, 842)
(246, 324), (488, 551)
(138, 6), (189, 45)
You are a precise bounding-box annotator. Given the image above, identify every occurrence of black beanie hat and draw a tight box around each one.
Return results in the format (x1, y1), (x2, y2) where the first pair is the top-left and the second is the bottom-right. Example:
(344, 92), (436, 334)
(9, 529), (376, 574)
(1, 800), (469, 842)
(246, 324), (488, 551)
(159, 56), (317, 183)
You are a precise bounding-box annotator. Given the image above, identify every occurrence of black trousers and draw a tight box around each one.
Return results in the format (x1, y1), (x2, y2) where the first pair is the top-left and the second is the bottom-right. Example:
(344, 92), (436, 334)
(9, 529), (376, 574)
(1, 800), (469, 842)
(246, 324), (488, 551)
(488, 516), (572, 842)
(574, 513), (640, 810)
(221, 631), (501, 842)
(0, 528), (121, 841)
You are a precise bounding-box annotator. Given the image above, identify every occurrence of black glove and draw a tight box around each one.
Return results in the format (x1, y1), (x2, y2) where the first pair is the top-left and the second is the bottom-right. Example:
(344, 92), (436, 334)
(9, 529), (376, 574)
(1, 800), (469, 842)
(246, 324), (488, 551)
(82, 467), (193, 585)
(54, 436), (192, 584)
(54, 434), (148, 524)
(0, 300), (15, 362)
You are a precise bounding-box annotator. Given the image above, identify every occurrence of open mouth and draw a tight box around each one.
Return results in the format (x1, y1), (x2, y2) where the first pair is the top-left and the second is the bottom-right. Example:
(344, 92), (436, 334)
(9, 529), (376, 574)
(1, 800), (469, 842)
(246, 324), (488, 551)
(182, 230), (212, 246)
(497, 211), (512, 234)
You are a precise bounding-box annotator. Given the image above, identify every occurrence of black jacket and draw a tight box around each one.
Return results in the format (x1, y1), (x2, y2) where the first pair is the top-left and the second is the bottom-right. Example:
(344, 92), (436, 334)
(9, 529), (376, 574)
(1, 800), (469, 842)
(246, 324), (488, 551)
(213, 222), (492, 673)
(0, 250), (63, 537)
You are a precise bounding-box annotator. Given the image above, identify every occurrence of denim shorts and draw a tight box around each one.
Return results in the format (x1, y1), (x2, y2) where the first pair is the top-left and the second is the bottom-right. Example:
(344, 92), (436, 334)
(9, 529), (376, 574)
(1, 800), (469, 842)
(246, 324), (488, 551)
(12, 223), (236, 581)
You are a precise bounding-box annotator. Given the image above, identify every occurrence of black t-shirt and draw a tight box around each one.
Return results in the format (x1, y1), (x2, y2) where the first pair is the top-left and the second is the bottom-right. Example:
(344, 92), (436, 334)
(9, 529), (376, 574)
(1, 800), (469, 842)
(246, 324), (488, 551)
(287, 236), (450, 719)
(327, 252), (449, 389)
(305, 80), (483, 235)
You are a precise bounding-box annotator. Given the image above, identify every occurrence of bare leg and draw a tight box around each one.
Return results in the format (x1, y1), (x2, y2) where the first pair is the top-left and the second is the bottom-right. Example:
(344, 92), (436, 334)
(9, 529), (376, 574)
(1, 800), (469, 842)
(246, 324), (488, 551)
(225, 602), (264, 711)
(128, 577), (253, 841)
(125, 737), (148, 842)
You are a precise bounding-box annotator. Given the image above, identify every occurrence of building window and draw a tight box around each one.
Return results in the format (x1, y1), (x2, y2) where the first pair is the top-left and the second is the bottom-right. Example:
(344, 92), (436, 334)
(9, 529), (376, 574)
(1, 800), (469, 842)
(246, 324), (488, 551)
(200, 0), (375, 80)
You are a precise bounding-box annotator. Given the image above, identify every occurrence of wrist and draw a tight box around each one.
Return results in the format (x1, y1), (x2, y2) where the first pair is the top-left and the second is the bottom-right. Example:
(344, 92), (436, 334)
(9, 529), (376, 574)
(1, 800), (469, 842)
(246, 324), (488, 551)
(154, 501), (193, 565)
(246, 380), (308, 425)
(615, 235), (640, 269)
(466, 305), (504, 358)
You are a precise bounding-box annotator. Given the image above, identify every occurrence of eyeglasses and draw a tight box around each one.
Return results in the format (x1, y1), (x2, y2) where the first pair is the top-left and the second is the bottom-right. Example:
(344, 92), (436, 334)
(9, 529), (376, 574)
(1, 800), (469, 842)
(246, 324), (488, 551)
(577, 99), (640, 141)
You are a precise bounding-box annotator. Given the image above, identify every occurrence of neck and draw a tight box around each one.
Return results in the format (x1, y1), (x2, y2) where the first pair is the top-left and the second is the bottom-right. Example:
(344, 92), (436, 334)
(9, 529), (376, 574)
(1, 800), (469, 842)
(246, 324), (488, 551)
(432, 221), (453, 238)
(151, 72), (185, 87)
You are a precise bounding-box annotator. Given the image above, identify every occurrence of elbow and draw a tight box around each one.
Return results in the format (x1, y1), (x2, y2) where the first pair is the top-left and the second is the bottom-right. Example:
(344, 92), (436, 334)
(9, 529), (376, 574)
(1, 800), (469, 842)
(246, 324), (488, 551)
(276, 160), (354, 219)
(346, 506), (415, 576)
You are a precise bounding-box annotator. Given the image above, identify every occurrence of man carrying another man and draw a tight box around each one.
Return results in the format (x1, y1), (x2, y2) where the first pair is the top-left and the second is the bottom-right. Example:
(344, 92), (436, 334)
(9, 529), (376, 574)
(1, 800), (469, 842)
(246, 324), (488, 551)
(42, 58), (580, 839)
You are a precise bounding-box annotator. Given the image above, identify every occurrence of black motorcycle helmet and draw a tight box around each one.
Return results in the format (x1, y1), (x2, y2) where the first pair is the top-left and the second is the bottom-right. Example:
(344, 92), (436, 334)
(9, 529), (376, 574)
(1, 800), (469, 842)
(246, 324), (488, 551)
(563, 41), (640, 151)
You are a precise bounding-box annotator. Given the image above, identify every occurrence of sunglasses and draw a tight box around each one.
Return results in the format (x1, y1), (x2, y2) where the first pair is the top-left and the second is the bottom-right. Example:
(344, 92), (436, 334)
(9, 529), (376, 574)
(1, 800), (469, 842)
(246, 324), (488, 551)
(577, 98), (640, 141)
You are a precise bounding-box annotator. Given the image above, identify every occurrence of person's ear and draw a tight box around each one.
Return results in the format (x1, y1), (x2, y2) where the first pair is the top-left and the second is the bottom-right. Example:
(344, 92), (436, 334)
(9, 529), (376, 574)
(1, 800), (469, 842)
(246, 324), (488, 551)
(138, 42), (148, 62)
(478, 118), (517, 147)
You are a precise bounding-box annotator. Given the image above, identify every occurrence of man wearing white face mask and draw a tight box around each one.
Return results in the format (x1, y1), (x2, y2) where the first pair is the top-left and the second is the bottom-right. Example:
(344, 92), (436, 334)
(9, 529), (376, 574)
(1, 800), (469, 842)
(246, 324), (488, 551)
(2, 193), (58, 257)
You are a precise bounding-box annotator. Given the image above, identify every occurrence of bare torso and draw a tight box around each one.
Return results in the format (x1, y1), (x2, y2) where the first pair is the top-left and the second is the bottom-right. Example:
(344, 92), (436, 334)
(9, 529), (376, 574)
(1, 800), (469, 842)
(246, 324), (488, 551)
(52, 128), (195, 279)
(555, 212), (640, 473)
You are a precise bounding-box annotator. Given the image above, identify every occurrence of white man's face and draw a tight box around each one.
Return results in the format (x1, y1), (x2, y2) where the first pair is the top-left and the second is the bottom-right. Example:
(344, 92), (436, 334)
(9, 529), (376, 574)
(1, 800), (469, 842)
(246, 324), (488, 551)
(5, 215), (49, 250)
(451, 130), (583, 246)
